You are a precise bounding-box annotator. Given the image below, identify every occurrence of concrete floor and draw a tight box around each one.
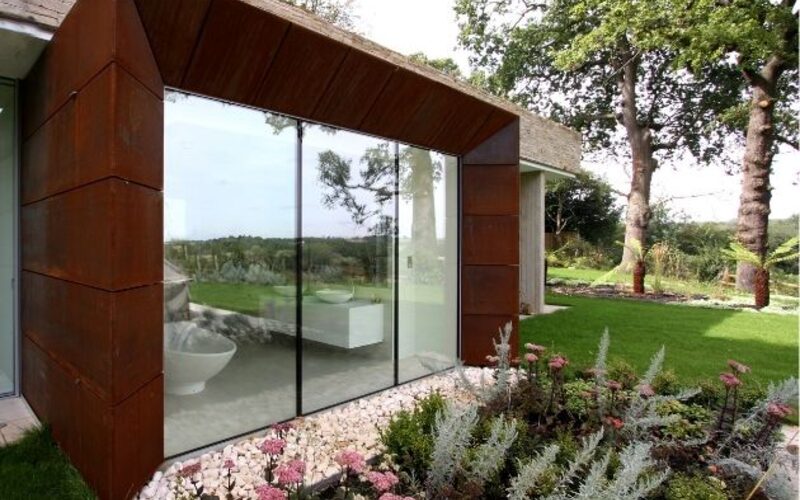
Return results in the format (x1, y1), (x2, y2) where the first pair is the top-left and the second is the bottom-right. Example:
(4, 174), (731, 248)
(0, 397), (39, 446)
(164, 333), (442, 456)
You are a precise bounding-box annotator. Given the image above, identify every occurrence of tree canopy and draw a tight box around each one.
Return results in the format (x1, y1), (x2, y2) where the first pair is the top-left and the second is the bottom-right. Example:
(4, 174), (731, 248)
(545, 171), (622, 245)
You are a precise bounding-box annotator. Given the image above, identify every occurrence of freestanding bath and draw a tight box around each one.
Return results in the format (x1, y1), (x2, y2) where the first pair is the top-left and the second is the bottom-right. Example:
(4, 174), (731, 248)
(164, 321), (237, 396)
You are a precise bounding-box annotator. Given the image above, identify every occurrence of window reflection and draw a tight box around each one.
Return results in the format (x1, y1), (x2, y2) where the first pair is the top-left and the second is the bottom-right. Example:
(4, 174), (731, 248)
(300, 125), (395, 412)
(164, 93), (297, 455)
(163, 91), (459, 455)
(398, 146), (458, 382)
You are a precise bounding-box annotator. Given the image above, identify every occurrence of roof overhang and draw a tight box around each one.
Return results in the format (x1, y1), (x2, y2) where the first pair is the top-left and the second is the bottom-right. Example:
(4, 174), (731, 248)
(0, 18), (51, 78)
(520, 158), (576, 180)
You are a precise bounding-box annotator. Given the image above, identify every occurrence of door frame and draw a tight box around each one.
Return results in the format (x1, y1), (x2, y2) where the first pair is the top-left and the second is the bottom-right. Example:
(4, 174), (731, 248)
(0, 77), (19, 398)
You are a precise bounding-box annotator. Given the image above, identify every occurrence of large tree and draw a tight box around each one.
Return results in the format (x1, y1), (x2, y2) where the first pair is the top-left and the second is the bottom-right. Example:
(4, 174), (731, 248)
(654, 0), (798, 291)
(545, 171), (622, 246)
(280, 0), (359, 30)
(455, 0), (741, 268)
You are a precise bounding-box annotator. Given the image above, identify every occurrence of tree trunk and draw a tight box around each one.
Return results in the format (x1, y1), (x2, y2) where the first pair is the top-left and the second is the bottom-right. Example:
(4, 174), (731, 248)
(616, 54), (657, 270)
(734, 59), (783, 291)
(632, 260), (646, 294)
(409, 148), (438, 281)
(753, 268), (770, 309)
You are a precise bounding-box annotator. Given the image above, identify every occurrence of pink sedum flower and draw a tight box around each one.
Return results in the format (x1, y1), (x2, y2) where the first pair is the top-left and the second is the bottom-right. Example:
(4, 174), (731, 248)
(259, 438), (286, 456)
(727, 359), (751, 374)
(223, 458), (236, 470)
(179, 462), (201, 478)
(637, 384), (655, 397)
(767, 402), (793, 419)
(335, 449), (366, 474)
(605, 416), (624, 430)
(548, 355), (569, 371)
(275, 459), (305, 486)
(271, 422), (294, 434)
(719, 372), (742, 388)
(606, 380), (622, 392)
(366, 471), (400, 492)
(524, 352), (538, 363)
(255, 484), (287, 500)
(527, 343), (546, 354)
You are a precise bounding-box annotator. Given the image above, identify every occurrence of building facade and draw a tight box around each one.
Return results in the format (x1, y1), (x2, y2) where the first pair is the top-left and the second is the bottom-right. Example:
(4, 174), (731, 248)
(0, 0), (580, 497)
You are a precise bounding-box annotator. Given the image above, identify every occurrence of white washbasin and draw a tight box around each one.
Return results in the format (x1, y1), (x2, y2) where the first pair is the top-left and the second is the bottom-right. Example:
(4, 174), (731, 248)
(164, 321), (237, 396)
(315, 289), (354, 304)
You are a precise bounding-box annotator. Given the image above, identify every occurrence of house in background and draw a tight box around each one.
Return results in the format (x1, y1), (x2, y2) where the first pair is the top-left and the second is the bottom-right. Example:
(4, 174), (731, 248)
(0, 0), (579, 498)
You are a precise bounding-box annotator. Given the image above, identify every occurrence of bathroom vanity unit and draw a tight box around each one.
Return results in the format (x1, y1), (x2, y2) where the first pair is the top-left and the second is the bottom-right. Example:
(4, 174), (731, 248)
(265, 297), (386, 349)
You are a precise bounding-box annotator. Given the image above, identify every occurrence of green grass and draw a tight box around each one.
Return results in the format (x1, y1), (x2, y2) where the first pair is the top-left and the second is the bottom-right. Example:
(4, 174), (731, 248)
(522, 294), (798, 387)
(0, 426), (94, 500)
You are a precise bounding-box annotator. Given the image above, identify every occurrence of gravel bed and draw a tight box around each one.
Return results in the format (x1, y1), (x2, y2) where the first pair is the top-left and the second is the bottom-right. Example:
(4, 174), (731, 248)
(137, 367), (491, 499)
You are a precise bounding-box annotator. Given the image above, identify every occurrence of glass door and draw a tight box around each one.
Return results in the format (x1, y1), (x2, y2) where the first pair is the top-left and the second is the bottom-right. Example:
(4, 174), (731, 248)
(397, 146), (458, 383)
(0, 80), (16, 397)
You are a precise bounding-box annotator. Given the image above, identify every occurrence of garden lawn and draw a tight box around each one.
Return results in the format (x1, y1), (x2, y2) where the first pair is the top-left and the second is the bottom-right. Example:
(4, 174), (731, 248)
(0, 426), (94, 500)
(521, 294), (798, 387)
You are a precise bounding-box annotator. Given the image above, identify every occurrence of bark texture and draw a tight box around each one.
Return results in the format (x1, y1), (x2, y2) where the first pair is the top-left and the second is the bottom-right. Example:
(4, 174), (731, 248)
(633, 260), (646, 294)
(409, 148), (438, 280)
(617, 54), (658, 269)
(735, 57), (785, 291)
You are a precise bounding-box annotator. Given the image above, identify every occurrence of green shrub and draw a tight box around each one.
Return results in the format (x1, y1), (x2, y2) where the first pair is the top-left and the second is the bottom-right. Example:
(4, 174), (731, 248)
(379, 392), (446, 479)
(608, 360), (638, 389)
(664, 473), (727, 500)
(653, 370), (680, 395)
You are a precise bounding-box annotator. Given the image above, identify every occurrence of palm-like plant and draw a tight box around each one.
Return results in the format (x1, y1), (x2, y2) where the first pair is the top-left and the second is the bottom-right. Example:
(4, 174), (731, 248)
(721, 237), (799, 309)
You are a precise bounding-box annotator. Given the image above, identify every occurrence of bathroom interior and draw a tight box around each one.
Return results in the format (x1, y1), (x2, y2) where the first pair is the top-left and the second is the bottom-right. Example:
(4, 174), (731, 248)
(163, 92), (459, 456)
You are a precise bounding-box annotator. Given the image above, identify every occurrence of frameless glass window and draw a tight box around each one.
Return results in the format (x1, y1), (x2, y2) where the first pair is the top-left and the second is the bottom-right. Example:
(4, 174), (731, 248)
(0, 81), (16, 396)
(300, 125), (396, 412)
(397, 146), (458, 382)
(164, 92), (297, 455)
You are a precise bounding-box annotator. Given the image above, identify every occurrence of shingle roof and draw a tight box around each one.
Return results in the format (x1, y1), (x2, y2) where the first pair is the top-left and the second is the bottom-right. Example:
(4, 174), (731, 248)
(0, 0), (580, 173)
(0, 0), (72, 28)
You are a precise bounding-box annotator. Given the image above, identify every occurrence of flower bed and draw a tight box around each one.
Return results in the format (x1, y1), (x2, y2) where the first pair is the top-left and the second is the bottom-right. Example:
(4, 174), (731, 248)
(140, 323), (798, 499)
(137, 368), (486, 499)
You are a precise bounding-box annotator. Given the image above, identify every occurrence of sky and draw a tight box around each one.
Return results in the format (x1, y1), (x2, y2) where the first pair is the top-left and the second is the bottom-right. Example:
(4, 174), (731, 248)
(354, 0), (800, 223)
(164, 94), (453, 241)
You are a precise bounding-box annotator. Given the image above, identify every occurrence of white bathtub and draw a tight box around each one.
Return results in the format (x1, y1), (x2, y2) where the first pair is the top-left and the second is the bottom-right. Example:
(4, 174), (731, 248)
(164, 321), (237, 396)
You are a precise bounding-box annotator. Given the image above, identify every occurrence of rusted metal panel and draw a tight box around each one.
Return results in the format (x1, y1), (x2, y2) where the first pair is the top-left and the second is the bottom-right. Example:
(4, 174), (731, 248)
(21, 179), (162, 291)
(23, 64), (162, 204)
(460, 315), (519, 366)
(183, 0), (290, 104)
(254, 24), (349, 118)
(22, 337), (163, 499)
(21, 3), (164, 497)
(134, 0), (212, 86)
(311, 48), (397, 130)
(462, 265), (519, 316)
(22, 272), (162, 404)
(463, 119), (520, 165)
(461, 164), (520, 216)
(462, 215), (519, 266)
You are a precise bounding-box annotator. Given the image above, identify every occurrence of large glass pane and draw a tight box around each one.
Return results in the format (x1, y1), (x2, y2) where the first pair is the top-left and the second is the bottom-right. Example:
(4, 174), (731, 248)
(398, 146), (458, 382)
(0, 81), (15, 396)
(164, 93), (297, 455)
(301, 125), (395, 412)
